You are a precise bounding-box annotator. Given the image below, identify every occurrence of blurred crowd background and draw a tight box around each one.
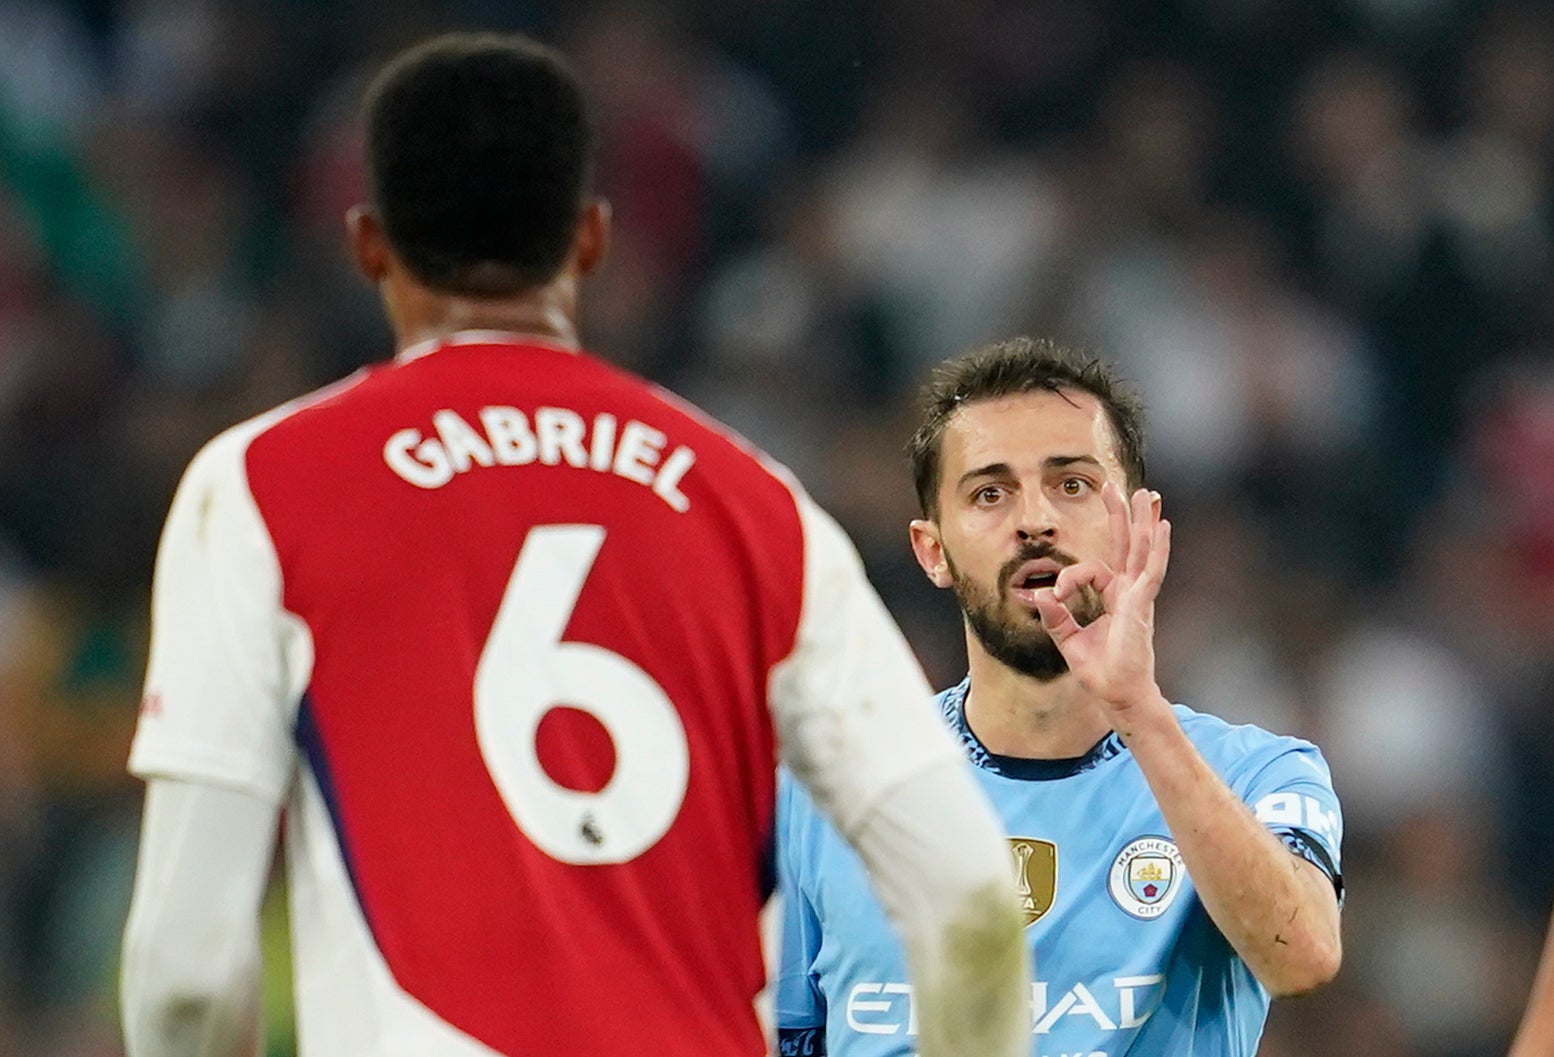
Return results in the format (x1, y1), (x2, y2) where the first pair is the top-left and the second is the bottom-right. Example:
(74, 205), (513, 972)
(1, 0), (1553, 1054)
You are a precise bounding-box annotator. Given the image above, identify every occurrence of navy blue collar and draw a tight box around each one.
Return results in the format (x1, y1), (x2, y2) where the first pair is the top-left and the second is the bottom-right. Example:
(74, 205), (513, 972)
(939, 678), (1123, 781)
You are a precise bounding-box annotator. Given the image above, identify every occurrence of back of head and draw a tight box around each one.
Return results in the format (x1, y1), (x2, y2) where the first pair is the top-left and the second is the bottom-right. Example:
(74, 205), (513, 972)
(364, 32), (595, 297)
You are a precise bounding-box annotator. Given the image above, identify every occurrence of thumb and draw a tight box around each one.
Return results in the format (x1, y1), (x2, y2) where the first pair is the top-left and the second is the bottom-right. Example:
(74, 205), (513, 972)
(1035, 588), (1081, 645)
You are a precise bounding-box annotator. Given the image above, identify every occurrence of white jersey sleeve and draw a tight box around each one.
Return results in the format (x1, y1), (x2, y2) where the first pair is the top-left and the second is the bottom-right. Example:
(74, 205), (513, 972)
(121, 778), (280, 1057)
(769, 493), (1030, 1057)
(128, 419), (314, 804)
(768, 494), (964, 835)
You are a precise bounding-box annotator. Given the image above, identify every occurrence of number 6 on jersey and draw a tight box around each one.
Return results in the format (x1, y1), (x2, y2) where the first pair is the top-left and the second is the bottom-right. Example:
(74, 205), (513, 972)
(475, 525), (690, 864)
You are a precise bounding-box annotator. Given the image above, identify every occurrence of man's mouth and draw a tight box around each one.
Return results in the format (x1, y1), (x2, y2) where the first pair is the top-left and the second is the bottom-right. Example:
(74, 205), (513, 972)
(1007, 559), (1064, 606)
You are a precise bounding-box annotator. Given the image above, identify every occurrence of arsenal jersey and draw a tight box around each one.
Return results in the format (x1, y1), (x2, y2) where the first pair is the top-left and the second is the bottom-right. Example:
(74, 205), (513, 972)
(129, 332), (960, 1057)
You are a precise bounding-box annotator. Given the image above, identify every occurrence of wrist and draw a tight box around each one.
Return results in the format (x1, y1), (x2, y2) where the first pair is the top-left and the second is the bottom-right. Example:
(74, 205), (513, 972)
(1107, 690), (1177, 744)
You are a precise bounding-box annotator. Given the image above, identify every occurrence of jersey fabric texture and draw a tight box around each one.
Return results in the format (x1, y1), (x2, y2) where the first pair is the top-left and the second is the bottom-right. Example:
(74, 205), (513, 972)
(128, 333), (960, 1057)
(776, 678), (1344, 1057)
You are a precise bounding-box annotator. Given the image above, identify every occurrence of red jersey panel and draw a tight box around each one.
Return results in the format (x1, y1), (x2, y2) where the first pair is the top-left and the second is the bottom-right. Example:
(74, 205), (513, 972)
(242, 337), (804, 1057)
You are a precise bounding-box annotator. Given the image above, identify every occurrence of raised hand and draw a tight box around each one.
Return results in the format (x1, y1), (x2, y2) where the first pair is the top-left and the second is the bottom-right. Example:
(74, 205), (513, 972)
(1032, 483), (1171, 721)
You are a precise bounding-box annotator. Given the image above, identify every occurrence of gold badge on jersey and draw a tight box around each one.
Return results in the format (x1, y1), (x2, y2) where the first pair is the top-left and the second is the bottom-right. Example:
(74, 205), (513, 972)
(1007, 838), (1057, 926)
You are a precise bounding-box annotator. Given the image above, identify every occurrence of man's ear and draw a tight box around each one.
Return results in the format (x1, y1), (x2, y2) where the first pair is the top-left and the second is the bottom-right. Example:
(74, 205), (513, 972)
(346, 205), (390, 284)
(572, 197), (611, 278)
(909, 519), (954, 589)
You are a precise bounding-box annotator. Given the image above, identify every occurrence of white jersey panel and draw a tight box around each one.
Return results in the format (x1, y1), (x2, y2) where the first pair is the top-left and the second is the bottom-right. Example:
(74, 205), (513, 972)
(285, 768), (504, 1057)
(129, 410), (318, 804)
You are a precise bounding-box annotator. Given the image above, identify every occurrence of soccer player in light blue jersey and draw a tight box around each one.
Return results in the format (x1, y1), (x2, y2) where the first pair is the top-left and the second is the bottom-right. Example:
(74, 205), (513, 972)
(776, 337), (1343, 1057)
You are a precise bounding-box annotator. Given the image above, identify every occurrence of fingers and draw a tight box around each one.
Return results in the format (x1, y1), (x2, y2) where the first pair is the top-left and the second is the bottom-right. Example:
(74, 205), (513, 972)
(1034, 588), (1080, 643)
(1140, 518), (1171, 592)
(1102, 481), (1130, 566)
(1074, 486), (1170, 612)
(1118, 515), (1171, 615)
(1053, 559), (1114, 603)
(1106, 483), (1161, 580)
(1125, 488), (1158, 579)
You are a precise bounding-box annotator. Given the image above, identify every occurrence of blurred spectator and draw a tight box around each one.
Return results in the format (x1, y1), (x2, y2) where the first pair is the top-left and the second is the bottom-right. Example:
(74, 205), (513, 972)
(823, 75), (1065, 385)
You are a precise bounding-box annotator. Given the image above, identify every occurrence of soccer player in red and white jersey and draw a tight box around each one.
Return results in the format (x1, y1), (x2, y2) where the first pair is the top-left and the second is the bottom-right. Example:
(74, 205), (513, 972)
(118, 31), (1029, 1057)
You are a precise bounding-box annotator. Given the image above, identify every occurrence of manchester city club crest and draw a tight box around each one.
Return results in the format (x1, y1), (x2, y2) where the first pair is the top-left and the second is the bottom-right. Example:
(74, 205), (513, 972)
(1007, 838), (1057, 926)
(1108, 837), (1185, 920)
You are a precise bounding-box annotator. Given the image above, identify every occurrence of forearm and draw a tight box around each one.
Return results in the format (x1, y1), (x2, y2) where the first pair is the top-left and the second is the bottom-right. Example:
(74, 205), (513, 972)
(1510, 906), (1554, 1057)
(122, 940), (261, 1057)
(121, 780), (278, 1057)
(849, 759), (1031, 1057)
(1120, 701), (1341, 996)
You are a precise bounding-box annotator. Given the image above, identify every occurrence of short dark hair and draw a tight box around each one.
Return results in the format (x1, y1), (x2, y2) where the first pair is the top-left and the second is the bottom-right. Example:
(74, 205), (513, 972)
(364, 32), (595, 296)
(907, 337), (1147, 516)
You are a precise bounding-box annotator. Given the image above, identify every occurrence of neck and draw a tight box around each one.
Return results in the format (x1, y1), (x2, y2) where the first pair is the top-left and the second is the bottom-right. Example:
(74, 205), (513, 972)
(386, 271), (582, 352)
(962, 635), (1112, 759)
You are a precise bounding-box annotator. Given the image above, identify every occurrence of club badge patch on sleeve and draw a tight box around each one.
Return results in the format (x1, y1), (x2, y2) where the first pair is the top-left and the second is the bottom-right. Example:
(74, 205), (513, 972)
(1108, 837), (1185, 919)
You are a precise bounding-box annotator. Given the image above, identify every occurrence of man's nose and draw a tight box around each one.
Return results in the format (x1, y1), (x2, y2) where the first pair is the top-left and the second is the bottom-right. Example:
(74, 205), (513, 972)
(1014, 489), (1057, 542)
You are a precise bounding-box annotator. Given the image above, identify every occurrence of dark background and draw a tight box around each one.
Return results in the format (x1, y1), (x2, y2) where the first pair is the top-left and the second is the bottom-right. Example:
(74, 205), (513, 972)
(2, 0), (1553, 1054)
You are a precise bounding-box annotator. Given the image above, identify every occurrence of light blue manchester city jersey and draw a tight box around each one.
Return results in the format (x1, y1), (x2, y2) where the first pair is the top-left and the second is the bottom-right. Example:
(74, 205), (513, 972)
(775, 679), (1343, 1057)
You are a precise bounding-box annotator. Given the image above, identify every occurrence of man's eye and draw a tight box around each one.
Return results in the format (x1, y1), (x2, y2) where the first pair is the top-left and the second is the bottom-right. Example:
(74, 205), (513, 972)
(973, 485), (1004, 504)
(1060, 478), (1088, 496)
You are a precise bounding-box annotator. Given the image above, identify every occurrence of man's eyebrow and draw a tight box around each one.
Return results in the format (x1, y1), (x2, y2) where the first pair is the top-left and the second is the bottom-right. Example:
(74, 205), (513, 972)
(1045, 454), (1104, 472)
(956, 462), (1014, 489)
(956, 455), (1105, 489)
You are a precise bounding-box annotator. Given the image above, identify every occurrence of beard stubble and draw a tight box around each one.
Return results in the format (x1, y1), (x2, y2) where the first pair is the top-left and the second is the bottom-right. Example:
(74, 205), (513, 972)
(947, 540), (1104, 682)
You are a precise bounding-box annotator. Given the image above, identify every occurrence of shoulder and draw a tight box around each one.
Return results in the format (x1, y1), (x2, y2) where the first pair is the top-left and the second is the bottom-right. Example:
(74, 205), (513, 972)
(241, 368), (382, 456)
(169, 371), (375, 506)
(934, 680), (969, 720)
(583, 351), (817, 540)
(1171, 708), (1346, 866)
(1171, 702), (1316, 754)
(615, 366), (814, 506)
(932, 679), (982, 763)
(1171, 704), (1332, 782)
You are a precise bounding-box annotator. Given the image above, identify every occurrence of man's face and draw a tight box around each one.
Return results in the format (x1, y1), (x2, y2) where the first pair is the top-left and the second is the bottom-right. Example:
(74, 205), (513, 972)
(909, 389), (1130, 681)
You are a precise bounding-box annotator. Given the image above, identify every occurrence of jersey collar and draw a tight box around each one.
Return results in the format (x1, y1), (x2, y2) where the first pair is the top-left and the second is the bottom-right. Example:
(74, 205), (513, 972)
(396, 330), (581, 363)
(940, 677), (1123, 781)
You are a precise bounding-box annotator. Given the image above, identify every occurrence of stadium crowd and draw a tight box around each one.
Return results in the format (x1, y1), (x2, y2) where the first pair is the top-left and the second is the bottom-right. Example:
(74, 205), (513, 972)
(1, 0), (1553, 1054)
